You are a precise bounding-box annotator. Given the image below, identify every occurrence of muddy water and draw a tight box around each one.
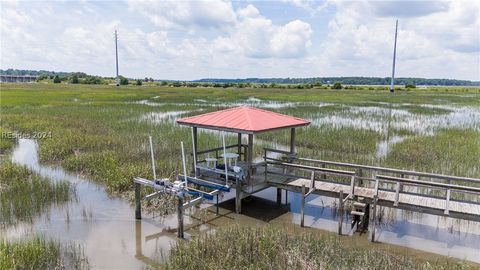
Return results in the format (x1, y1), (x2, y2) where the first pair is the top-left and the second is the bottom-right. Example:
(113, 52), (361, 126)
(4, 139), (180, 269)
(3, 139), (268, 269)
(4, 134), (480, 268)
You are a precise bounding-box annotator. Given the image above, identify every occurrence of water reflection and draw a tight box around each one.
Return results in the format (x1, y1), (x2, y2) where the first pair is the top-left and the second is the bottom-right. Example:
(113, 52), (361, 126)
(5, 139), (182, 269)
(5, 137), (480, 267)
(251, 187), (480, 263)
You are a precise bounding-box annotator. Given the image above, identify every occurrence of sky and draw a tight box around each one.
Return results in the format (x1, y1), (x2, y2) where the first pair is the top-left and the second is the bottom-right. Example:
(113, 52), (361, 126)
(0, 0), (479, 80)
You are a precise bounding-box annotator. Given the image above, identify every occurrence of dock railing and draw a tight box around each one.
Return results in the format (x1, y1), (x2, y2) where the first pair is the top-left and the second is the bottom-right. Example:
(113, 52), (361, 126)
(263, 148), (480, 206)
(195, 143), (248, 163)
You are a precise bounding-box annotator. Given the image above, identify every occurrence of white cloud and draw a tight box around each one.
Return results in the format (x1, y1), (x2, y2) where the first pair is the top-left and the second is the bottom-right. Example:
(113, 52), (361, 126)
(370, 0), (450, 17)
(270, 20), (313, 57)
(129, 0), (237, 30)
(214, 5), (312, 58)
(129, 2), (313, 59)
(317, 0), (480, 80)
(0, 0), (478, 80)
(283, 0), (332, 15)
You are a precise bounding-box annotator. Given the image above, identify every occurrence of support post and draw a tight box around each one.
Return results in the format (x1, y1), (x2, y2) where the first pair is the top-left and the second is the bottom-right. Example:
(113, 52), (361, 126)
(135, 220), (142, 258)
(290, 128), (296, 154)
(444, 189), (451, 215)
(235, 179), (242, 214)
(301, 184), (305, 227)
(237, 133), (242, 160)
(216, 194), (219, 216)
(191, 127), (198, 177)
(321, 164), (327, 180)
(285, 189), (288, 205)
(177, 196), (184, 238)
(338, 190), (344, 235)
(371, 195), (378, 242)
(247, 134), (253, 185)
(276, 188), (282, 205)
(135, 182), (141, 219)
(358, 169), (363, 186)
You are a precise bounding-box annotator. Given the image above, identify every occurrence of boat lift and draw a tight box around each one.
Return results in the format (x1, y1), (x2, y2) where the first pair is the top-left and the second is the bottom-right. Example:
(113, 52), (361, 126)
(133, 135), (231, 238)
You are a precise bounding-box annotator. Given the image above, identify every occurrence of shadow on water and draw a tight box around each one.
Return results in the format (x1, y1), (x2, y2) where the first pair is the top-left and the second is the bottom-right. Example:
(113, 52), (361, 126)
(247, 187), (480, 263)
(219, 196), (289, 222)
(4, 139), (480, 267)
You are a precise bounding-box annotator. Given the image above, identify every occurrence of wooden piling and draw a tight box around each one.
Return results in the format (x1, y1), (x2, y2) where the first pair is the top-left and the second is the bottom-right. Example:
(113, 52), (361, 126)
(135, 182), (141, 220)
(235, 179), (242, 214)
(285, 189), (288, 205)
(177, 196), (184, 238)
(276, 188), (282, 205)
(216, 194), (219, 216)
(338, 190), (343, 235)
(301, 184), (305, 227)
(237, 133), (242, 159)
(135, 220), (142, 257)
(370, 195), (378, 242)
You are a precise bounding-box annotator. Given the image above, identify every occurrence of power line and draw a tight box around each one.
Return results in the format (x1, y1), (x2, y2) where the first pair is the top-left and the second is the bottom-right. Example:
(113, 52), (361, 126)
(390, 20), (398, 93)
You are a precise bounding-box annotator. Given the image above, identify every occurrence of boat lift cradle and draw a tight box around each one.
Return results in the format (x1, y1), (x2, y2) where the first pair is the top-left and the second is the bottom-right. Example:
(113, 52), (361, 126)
(133, 134), (236, 238)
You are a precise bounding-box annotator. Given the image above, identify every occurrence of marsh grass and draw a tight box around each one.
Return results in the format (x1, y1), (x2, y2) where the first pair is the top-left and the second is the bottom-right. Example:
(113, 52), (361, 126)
(161, 225), (472, 270)
(1, 84), (479, 213)
(0, 162), (72, 227)
(0, 236), (89, 270)
(385, 129), (480, 179)
(0, 127), (15, 155)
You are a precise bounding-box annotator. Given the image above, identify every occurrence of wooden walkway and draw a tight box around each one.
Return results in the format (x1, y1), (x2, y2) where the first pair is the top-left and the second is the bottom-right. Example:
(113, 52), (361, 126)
(270, 178), (480, 222)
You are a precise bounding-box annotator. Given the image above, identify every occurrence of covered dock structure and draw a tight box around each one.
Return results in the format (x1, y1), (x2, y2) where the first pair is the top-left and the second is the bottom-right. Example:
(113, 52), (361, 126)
(135, 106), (480, 241)
(176, 106), (310, 213)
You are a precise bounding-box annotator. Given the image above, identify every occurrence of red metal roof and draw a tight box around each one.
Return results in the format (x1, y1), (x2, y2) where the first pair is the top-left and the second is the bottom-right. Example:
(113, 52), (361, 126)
(177, 106), (310, 133)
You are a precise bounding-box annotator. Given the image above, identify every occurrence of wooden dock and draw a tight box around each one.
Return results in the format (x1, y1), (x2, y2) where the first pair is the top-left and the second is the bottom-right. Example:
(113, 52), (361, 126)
(134, 146), (480, 241)
(256, 149), (480, 241)
(269, 177), (480, 222)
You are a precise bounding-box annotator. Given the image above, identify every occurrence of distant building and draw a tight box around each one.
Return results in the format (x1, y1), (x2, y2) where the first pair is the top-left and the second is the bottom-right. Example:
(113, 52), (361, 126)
(0, 75), (38, 83)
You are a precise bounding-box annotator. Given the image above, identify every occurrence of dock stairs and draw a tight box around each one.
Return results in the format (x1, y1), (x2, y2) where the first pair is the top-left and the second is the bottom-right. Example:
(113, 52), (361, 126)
(350, 197), (369, 232)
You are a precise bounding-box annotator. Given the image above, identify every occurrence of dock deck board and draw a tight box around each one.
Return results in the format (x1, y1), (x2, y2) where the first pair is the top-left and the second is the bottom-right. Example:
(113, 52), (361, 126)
(270, 177), (480, 220)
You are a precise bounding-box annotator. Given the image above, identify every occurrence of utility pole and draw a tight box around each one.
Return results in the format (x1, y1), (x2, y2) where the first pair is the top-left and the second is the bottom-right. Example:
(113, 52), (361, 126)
(390, 20), (398, 93)
(115, 30), (119, 86)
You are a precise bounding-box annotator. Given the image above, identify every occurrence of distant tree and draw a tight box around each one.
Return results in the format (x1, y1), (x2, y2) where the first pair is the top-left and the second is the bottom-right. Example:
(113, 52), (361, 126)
(81, 76), (103, 84)
(71, 75), (79, 84)
(332, 82), (342, 89)
(136, 79), (142, 86)
(144, 77), (149, 82)
(53, 75), (61, 83)
(149, 77), (154, 82)
(119, 76), (129, 85)
(405, 84), (416, 89)
(160, 81), (168, 86)
(37, 74), (48, 81)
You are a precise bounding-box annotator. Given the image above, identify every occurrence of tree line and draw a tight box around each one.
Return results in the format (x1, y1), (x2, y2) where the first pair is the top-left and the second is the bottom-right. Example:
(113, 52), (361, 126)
(2, 69), (479, 86)
(194, 77), (480, 86)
